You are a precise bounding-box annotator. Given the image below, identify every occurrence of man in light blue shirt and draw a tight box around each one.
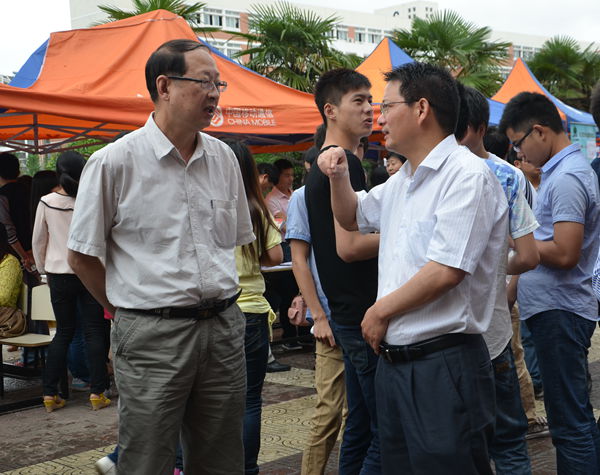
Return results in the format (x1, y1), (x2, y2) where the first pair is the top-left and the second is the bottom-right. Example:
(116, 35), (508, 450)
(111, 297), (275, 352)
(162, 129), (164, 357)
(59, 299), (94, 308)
(501, 92), (600, 474)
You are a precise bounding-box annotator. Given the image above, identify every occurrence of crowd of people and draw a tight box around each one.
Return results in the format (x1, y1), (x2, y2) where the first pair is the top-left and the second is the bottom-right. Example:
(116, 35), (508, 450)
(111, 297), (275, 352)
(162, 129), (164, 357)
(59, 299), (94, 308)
(2, 37), (600, 475)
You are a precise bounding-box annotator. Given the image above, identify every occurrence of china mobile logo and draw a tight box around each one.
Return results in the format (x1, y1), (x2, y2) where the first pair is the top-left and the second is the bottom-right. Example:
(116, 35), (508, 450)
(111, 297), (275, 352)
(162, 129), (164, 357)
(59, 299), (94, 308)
(210, 106), (224, 127)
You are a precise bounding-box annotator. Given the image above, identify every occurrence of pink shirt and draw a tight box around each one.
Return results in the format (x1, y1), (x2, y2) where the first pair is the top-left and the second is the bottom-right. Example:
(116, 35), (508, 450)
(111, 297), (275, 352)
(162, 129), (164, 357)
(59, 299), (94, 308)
(265, 187), (291, 218)
(32, 192), (76, 274)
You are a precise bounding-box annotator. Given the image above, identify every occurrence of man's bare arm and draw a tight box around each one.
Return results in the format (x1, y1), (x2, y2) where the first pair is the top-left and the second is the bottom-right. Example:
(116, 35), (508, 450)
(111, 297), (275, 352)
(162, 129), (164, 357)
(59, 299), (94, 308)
(361, 261), (466, 352)
(317, 146), (359, 231)
(290, 239), (336, 347)
(67, 250), (115, 314)
(537, 221), (583, 270)
(334, 220), (379, 262)
(507, 232), (540, 275)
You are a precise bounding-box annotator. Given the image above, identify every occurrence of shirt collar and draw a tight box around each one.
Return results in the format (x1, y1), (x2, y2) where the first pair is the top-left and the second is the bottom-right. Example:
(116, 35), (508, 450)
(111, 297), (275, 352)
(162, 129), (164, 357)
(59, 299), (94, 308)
(541, 143), (581, 175)
(401, 135), (458, 177)
(145, 114), (206, 163)
(271, 187), (291, 200)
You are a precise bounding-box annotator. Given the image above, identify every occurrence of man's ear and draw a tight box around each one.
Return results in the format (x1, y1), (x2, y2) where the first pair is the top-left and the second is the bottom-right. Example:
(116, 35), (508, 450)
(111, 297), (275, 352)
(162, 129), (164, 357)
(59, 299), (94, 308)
(324, 103), (336, 122)
(156, 75), (170, 101)
(415, 98), (432, 125)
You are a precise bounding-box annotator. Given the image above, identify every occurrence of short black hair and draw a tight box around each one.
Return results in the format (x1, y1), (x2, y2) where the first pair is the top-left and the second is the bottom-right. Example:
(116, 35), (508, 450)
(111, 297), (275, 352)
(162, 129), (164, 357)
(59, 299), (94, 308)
(0, 152), (20, 180)
(384, 62), (459, 135)
(506, 147), (519, 166)
(314, 69), (371, 124)
(388, 152), (406, 164)
(370, 165), (389, 187)
(358, 136), (370, 155)
(303, 147), (320, 166)
(484, 126), (510, 159)
(499, 92), (563, 135)
(145, 39), (209, 102)
(591, 80), (600, 128)
(454, 81), (469, 141)
(257, 162), (279, 186)
(314, 123), (326, 149)
(273, 158), (293, 172)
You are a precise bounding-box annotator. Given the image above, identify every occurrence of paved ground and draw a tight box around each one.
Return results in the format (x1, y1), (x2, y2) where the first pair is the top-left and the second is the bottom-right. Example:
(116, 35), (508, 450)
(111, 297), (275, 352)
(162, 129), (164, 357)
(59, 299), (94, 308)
(2, 331), (600, 474)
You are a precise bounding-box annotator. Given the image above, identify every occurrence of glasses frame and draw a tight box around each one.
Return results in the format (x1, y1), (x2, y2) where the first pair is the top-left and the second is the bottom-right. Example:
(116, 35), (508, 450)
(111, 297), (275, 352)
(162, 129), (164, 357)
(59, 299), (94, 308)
(167, 76), (228, 92)
(380, 101), (412, 116)
(512, 126), (534, 152)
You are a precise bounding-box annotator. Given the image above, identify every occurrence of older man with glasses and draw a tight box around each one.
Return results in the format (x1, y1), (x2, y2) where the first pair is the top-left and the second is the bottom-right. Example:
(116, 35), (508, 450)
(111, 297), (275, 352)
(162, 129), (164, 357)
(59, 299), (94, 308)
(67, 39), (254, 474)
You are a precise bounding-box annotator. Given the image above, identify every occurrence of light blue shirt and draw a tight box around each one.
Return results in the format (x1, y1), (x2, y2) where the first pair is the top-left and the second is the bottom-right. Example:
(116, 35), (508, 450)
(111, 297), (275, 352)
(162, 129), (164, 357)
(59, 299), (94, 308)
(285, 186), (331, 321)
(518, 144), (600, 321)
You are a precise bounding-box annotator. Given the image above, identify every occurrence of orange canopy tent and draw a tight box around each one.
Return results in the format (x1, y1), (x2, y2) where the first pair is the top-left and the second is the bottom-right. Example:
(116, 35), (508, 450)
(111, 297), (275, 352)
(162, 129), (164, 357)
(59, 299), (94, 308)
(492, 58), (595, 127)
(0, 10), (322, 154)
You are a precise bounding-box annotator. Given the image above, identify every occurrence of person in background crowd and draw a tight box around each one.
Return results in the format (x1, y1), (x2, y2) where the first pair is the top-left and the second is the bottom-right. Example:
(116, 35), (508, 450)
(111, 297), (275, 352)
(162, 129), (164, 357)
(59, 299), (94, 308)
(457, 85), (540, 473)
(0, 224), (22, 309)
(484, 125), (510, 159)
(264, 158), (304, 349)
(384, 153), (404, 176)
(303, 146), (320, 174)
(67, 40), (254, 474)
(508, 149), (541, 194)
(33, 151), (111, 413)
(501, 92), (600, 474)
(356, 136), (369, 161)
(307, 68), (380, 475)
(370, 165), (389, 188)
(223, 139), (283, 475)
(0, 153), (35, 275)
(256, 162), (279, 195)
(589, 80), (600, 186)
(320, 62), (508, 474)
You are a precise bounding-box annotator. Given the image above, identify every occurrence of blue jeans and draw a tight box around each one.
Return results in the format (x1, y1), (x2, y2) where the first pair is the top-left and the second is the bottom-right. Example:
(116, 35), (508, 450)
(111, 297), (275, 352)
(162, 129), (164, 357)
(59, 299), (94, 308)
(489, 345), (531, 475)
(330, 320), (381, 475)
(527, 310), (600, 474)
(243, 312), (269, 475)
(520, 321), (541, 389)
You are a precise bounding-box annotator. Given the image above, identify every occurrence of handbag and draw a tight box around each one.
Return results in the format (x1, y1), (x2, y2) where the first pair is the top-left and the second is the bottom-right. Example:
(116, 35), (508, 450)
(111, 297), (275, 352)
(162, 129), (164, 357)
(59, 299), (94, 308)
(0, 306), (27, 338)
(288, 295), (310, 327)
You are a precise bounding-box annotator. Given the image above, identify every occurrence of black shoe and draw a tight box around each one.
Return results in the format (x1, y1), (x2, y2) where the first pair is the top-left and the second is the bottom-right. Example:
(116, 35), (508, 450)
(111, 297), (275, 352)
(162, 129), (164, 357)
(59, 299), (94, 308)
(266, 360), (291, 373)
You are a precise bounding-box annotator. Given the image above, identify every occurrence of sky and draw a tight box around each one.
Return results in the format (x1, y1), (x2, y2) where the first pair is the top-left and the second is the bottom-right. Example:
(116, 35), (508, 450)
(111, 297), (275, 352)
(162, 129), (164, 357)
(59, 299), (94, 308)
(1, 0), (599, 76)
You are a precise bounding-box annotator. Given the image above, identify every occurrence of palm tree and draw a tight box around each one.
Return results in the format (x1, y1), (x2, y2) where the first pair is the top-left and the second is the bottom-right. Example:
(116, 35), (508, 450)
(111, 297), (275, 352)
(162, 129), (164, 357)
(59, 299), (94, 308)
(232, 2), (361, 92)
(96, 0), (216, 33)
(392, 10), (510, 96)
(528, 36), (600, 110)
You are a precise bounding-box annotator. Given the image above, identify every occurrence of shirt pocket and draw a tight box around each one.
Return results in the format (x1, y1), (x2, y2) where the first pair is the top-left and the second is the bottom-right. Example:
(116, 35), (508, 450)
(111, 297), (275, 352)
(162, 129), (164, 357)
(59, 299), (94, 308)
(401, 219), (435, 268)
(211, 199), (237, 248)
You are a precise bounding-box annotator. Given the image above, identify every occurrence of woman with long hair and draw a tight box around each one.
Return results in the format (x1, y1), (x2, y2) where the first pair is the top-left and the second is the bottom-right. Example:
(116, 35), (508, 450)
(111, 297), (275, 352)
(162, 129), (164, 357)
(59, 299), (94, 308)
(222, 139), (283, 475)
(32, 151), (110, 412)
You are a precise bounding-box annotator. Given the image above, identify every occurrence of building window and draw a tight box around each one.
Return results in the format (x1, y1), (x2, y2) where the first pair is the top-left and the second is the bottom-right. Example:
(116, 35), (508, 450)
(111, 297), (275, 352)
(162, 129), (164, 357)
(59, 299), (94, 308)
(203, 8), (223, 27)
(355, 28), (366, 43)
(368, 29), (382, 43)
(336, 26), (348, 41)
(225, 10), (240, 30)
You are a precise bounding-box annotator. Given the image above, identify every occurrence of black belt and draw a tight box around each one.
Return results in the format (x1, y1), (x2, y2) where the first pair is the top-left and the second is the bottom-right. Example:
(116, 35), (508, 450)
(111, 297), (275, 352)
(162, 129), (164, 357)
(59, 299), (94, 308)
(379, 333), (475, 363)
(129, 291), (241, 320)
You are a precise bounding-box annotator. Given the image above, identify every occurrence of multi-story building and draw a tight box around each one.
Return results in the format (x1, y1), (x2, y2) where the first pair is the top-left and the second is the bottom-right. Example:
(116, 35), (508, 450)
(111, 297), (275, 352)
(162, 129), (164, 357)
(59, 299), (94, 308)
(69, 0), (591, 76)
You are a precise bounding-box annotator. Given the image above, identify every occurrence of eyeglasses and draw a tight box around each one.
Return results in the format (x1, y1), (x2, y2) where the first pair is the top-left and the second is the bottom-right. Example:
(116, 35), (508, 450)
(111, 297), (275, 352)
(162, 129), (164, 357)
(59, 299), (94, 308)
(167, 76), (228, 92)
(380, 101), (411, 116)
(511, 126), (534, 152)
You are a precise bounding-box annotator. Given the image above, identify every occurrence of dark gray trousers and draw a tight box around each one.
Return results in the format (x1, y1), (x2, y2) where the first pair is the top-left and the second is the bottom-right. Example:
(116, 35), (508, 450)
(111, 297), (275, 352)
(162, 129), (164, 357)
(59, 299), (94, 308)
(376, 334), (495, 475)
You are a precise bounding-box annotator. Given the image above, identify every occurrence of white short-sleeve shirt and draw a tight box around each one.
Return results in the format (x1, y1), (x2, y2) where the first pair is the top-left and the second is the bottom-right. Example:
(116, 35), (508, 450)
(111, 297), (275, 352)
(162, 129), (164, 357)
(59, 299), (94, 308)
(356, 135), (508, 345)
(68, 114), (255, 309)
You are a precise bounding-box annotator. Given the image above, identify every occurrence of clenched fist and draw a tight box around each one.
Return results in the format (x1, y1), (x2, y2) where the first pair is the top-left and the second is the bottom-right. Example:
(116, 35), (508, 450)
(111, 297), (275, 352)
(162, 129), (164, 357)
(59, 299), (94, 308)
(317, 146), (348, 180)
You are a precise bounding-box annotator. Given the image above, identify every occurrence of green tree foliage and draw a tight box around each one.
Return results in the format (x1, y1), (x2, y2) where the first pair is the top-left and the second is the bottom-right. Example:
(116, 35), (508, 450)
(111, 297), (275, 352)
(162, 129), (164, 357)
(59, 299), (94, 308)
(233, 2), (362, 92)
(528, 36), (600, 111)
(25, 154), (41, 176)
(392, 10), (510, 96)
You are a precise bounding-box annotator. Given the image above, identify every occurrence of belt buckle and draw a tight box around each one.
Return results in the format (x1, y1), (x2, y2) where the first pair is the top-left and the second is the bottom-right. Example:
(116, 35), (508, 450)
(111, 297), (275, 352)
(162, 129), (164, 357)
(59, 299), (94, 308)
(379, 345), (393, 363)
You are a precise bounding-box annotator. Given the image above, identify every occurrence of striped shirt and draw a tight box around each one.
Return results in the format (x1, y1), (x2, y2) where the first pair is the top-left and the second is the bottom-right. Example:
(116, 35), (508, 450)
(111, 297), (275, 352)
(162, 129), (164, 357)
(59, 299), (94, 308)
(356, 135), (508, 345)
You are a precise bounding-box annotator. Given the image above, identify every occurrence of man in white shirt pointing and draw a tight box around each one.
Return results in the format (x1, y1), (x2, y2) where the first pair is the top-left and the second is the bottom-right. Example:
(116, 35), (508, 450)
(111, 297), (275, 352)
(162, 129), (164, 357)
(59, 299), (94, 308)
(318, 62), (508, 474)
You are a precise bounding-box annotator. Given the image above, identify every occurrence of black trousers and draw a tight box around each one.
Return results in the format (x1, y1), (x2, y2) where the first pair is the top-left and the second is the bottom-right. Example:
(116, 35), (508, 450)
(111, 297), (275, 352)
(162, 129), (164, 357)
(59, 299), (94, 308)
(376, 334), (495, 475)
(43, 273), (110, 395)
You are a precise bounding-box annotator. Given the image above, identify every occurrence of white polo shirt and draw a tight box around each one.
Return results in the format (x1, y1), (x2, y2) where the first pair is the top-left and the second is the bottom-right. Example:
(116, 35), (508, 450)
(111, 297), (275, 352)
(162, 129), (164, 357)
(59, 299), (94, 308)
(68, 114), (254, 309)
(356, 135), (508, 346)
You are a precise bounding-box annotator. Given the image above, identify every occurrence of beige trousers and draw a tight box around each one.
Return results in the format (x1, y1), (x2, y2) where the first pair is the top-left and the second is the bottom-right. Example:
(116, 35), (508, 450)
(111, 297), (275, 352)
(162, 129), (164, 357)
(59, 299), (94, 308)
(113, 304), (246, 475)
(301, 339), (347, 475)
(510, 304), (537, 424)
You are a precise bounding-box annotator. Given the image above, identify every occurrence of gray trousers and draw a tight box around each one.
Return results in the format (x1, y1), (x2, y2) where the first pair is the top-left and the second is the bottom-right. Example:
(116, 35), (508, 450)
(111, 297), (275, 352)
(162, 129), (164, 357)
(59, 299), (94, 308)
(112, 304), (246, 475)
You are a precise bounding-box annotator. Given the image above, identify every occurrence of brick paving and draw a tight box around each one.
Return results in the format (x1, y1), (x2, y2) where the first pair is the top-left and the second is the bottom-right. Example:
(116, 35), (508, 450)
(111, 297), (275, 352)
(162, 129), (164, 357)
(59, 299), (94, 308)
(2, 333), (600, 474)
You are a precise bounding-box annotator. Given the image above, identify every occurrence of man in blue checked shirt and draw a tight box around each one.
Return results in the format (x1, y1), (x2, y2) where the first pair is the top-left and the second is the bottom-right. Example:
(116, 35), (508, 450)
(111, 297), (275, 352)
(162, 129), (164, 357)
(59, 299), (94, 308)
(501, 92), (600, 474)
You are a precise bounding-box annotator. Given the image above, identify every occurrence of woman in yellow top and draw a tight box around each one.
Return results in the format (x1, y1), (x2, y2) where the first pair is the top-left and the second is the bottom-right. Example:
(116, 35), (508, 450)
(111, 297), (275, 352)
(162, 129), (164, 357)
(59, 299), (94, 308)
(0, 224), (22, 308)
(223, 139), (283, 475)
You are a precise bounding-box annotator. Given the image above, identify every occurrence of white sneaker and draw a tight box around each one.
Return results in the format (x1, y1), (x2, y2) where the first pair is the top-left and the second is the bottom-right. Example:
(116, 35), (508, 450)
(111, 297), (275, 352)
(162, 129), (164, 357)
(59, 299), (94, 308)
(95, 456), (117, 475)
